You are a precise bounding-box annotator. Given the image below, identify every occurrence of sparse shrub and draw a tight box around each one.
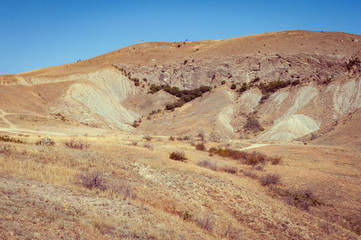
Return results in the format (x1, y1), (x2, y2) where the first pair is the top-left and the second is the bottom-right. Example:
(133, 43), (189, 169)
(273, 187), (322, 210)
(197, 159), (218, 171)
(209, 132), (221, 142)
(259, 94), (270, 104)
(270, 156), (281, 165)
(198, 131), (205, 141)
(244, 117), (264, 133)
(169, 136), (175, 141)
(221, 225), (243, 240)
(242, 170), (258, 179)
(258, 80), (291, 95)
(65, 139), (89, 149)
(209, 147), (281, 167)
(237, 82), (249, 93)
(250, 77), (260, 84)
(151, 84), (212, 109)
(0, 145), (12, 156)
(109, 180), (137, 199)
(221, 80), (226, 85)
(176, 133), (191, 141)
(169, 151), (187, 161)
(0, 134), (25, 144)
(318, 77), (333, 85)
(222, 165), (237, 174)
(131, 140), (138, 146)
(35, 137), (55, 146)
(252, 165), (264, 171)
(182, 210), (192, 220)
(143, 143), (153, 150)
(182, 133), (191, 140)
(230, 83), (237, 90)
(76, 171), (107, 191)
(292, 79), (300, 86)
(346, 57), (360, 71)
(260, 173), (281, 186)
(195, 143), (206, 151)
(196, 214), (214, 232)
(244, 152), (267, 166)
(149, 83), (162, 94)
(143, 134), (152, 141)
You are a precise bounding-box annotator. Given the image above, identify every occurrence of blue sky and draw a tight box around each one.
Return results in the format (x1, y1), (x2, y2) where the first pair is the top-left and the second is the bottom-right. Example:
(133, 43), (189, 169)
(1, 0), (360, 74)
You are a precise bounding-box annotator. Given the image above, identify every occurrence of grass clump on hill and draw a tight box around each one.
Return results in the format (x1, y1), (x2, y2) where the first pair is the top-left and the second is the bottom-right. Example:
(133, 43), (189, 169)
(197, 159), (218, 171)
(260, 173), (281, 186)
(65, 139), (89, 149)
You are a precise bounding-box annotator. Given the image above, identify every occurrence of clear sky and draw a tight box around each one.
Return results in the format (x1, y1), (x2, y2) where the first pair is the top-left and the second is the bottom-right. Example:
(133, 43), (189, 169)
(1, 0), (360, 74)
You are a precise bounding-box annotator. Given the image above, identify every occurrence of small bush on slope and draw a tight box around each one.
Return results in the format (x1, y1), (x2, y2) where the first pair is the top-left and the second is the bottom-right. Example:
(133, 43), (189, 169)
(169, 151), (187, 161)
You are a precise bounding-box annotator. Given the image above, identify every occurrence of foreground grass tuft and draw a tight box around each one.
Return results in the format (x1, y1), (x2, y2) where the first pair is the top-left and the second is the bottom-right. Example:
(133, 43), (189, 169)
(65, 139), (89, 149)
(197, 159), (218, 171)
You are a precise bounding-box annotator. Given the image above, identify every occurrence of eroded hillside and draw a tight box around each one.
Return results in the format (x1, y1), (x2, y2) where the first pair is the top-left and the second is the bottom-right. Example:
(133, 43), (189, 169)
(0, 30), (361, 144)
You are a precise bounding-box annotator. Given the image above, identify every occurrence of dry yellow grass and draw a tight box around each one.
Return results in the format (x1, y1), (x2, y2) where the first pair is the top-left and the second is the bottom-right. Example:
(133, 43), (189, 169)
(0, 134), (360, 239)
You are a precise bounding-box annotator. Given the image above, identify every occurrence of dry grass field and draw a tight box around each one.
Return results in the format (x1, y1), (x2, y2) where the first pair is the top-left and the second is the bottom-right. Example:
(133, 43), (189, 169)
(1, 30), (360, 239)
(0, 132), (360, 239)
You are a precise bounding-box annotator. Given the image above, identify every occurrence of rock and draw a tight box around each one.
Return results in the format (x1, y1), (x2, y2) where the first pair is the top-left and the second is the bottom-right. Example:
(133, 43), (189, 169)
(38, 137), (55, 146)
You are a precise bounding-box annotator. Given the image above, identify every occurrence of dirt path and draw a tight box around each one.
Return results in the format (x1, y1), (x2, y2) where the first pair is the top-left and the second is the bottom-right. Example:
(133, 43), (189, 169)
(0, 128), (68, 136)
(239, 143), (270, 151)
(0, 109), (16, 128)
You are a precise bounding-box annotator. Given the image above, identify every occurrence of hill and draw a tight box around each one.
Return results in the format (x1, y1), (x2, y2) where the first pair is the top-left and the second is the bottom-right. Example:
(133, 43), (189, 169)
(0, 30), (361, 239)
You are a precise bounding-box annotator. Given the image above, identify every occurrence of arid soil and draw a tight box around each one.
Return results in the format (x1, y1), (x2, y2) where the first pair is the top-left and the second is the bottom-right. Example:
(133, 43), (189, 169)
(0, 30), (361, 239)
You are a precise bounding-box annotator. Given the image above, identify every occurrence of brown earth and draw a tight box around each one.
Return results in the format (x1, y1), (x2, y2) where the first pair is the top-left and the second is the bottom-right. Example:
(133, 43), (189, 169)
(0, 30), (361, 239)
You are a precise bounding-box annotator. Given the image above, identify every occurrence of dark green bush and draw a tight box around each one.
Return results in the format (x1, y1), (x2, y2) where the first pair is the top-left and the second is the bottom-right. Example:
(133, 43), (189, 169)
(162, 85), (211, 110)
(258, 80), (291, 95)
(237, 83), (249, 93)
